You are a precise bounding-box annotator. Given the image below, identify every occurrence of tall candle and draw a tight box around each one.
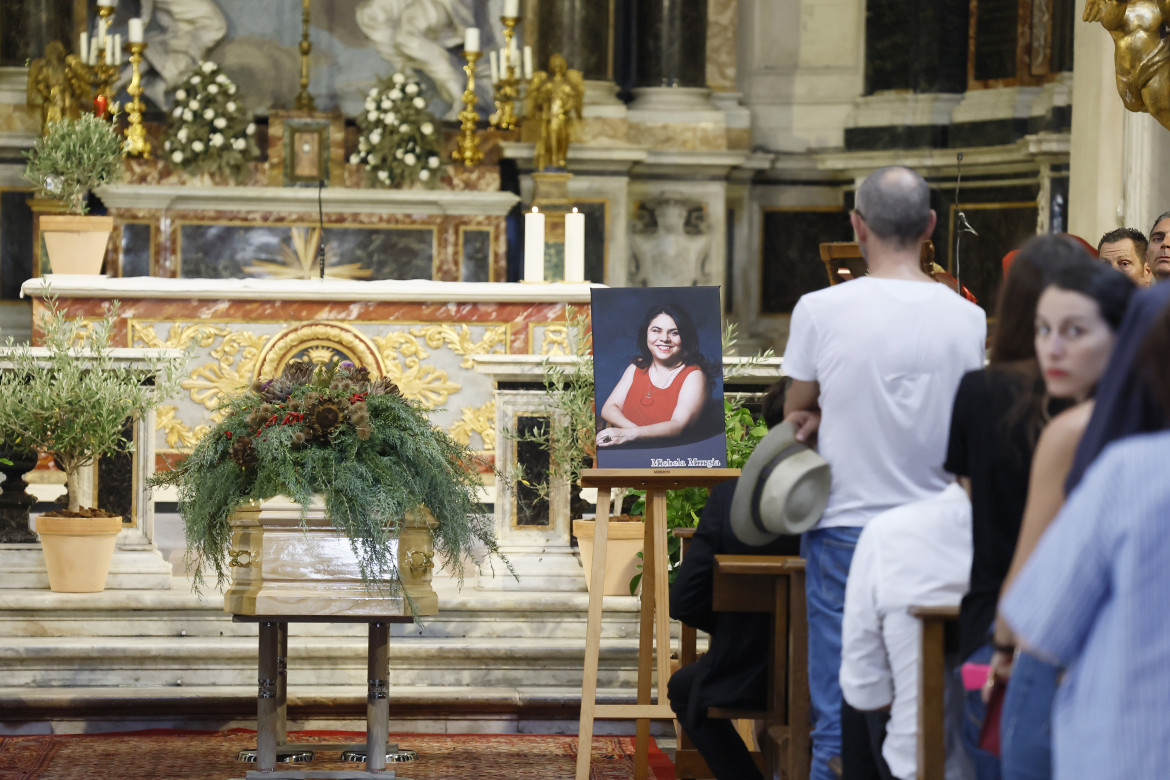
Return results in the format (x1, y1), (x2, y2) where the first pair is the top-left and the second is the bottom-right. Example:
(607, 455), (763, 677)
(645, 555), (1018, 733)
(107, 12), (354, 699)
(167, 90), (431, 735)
(113, 33), (122, 59)
(97, 0), (115, 6)
(564, 208), (585, 283)
(523, 45), (533, 80)
(79, 32), (89, 64)
(105, 41), (115, 65)
(503, 0), (520, 18)
(524, 207), (545, 282)
(489, 50), (499, 83)
(464, 27), (480, 53)
(128, 18), (144, 44)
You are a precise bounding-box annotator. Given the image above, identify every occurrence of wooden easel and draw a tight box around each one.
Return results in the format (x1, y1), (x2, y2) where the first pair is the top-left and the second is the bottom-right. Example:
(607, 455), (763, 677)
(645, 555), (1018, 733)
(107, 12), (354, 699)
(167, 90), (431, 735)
(575, 467), (739, 780)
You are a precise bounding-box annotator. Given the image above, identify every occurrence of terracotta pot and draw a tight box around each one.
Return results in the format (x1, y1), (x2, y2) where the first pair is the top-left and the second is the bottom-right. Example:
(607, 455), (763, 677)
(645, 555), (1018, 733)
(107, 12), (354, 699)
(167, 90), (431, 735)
(223, 496), (439, 618)
(572, 517), (645, 596)
(35, 514), (123, 593)
(40, 214), (114, 275)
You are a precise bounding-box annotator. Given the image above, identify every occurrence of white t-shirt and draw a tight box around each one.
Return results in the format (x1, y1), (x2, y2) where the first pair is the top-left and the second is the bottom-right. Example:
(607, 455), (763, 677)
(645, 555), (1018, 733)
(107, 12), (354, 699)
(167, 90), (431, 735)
(782, 276), (986, 528)
(840, 483), (973, 780)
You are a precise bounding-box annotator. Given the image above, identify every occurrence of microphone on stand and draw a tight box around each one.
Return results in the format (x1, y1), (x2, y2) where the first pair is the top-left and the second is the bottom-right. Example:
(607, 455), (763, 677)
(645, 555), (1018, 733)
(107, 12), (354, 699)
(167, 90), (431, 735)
(318, 179), (326, 280)
(952, 152), (976, 296)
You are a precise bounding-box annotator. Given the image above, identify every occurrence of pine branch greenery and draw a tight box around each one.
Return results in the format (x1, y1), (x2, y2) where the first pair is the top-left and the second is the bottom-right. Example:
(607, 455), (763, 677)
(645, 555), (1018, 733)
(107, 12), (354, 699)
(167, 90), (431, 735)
(0, 293), (186, 513)
(23, 112), (124, 214)
(150, 359), (510, 595)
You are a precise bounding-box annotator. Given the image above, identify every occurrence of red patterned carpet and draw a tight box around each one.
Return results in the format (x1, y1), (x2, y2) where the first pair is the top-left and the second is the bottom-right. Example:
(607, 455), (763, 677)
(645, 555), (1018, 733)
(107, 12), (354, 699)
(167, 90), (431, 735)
(0, 729), (675, 780)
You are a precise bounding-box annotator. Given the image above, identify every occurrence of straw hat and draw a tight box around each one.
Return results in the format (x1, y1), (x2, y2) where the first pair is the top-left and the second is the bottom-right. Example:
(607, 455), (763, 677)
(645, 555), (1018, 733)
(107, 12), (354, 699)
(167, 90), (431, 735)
(730, 422), (831, 545)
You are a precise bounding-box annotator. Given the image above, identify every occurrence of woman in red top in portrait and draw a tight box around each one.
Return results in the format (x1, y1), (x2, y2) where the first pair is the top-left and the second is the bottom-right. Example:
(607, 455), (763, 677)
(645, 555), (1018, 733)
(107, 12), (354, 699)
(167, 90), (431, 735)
(596, 302), (711, 448)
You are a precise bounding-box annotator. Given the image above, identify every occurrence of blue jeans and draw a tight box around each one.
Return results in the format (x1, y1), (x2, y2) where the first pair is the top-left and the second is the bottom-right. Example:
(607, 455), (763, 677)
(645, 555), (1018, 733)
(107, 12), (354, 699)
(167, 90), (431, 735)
(961, 644), (1004, 780)
(1000, 650), (1059, 780)
(802, 526), (864, 780)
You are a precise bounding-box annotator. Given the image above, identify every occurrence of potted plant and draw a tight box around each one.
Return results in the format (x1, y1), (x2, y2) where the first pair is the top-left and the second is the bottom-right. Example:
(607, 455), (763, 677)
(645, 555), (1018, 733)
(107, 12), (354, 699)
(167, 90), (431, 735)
(150, 358), (510, 614)
(508, 307), (644, 596)
(23, 111), (124, 274)
(0, 295), (185, 592)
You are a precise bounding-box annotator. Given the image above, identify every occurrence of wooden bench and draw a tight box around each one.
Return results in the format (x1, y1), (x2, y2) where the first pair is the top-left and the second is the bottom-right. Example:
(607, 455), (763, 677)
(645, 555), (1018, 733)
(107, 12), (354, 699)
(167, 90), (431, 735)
(910, 604), (960, 780)
(672, 529), (811, 780)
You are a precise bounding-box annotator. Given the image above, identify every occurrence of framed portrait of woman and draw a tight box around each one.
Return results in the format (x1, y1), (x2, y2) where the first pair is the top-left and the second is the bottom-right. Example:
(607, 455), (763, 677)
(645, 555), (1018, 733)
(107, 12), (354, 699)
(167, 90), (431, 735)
(591, 286), (728, 469)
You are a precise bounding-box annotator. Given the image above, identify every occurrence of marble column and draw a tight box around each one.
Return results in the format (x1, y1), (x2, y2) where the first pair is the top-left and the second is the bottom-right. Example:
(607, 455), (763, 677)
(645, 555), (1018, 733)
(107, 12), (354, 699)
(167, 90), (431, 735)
(535, 0), (620, 107)
(0, 0), (75, 66)
(629, 0), (714, 114)
(635, 0), (707, 89)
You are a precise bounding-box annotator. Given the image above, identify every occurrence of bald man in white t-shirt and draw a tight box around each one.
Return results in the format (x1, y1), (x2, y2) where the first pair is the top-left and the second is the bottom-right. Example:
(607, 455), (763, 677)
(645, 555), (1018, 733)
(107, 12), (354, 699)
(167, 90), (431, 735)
(782, 166), (986, 780)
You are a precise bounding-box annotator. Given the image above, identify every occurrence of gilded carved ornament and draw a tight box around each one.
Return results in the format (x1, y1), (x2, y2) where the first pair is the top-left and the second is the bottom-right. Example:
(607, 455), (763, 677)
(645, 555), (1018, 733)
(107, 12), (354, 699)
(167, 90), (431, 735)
(1086, 0), (1170, 131)
(450, 399), (497, 451)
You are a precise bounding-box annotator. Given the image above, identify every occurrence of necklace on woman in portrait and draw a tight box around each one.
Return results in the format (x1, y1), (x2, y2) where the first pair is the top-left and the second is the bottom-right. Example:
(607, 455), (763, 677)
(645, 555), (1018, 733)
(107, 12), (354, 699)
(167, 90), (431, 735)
(641, 362), (685, 406)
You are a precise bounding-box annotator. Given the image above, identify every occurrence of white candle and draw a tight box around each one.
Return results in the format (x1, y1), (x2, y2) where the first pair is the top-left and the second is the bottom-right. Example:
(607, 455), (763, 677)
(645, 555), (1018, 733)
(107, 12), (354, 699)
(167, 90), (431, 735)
(113, 33), (122, 59)
(489, 50), (499, 83)
(523, 45), (533, 80)
(524, 207), (545, 282)
(464, 27), (480, 53)
(128, 18), (143, 44)
(503, 0), (520, 18)
(97, 0), (116, 6)
(106, 41), (115, 65)
(564, 208), (585, 282)
(79, 32), (89, 64)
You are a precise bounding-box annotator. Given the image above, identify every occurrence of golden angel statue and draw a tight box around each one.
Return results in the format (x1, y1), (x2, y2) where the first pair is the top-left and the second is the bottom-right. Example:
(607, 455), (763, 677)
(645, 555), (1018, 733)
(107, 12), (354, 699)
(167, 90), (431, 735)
(27, 41), (90, 133)
(1084, 0), (1170, 130)
(526, 53), (585, 171)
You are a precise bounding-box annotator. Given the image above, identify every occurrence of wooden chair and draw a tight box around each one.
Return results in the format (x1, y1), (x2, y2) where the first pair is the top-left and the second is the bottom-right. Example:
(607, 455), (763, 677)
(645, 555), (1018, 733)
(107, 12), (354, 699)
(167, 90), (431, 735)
(671, 529), (811, 780)
(910, 604), (960, 780)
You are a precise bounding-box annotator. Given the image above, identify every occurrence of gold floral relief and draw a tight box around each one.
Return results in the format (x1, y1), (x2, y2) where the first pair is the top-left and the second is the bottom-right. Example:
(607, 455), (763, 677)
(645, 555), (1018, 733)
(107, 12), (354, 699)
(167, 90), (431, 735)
(373, 331), (459, 408)
(450, 399), (496, 451)
(411, 324), (507, 368)
(540, 325), (570, 356)
(156, 404), (210, 451)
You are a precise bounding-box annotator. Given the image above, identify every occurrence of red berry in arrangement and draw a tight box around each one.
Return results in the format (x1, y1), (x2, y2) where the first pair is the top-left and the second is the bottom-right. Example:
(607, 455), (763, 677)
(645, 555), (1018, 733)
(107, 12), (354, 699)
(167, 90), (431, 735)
(225, 431), (233, 439)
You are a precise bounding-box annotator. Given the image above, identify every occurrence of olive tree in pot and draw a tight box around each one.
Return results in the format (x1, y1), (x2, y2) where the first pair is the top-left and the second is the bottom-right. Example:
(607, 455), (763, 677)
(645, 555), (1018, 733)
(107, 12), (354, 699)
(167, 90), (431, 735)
(0, 296), (184, 592)
(23, 112), (124, 275)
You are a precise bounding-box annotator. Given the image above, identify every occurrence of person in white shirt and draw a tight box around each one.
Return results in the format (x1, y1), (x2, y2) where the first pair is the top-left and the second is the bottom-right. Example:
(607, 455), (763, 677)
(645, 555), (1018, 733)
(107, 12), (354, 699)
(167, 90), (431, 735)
(782, 165), (986, 779)
(840, 482), (975, 780)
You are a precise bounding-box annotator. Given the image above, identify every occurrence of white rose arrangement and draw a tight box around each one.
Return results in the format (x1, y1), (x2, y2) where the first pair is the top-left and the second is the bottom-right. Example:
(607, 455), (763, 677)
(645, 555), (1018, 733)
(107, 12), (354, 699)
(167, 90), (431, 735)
(352, 72), (442, 188)
(163, 61), (259, 181)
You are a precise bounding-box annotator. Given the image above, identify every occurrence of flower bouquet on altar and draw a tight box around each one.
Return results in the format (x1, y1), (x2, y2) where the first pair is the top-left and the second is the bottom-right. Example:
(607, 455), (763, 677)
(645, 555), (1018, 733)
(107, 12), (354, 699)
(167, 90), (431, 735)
(351, 72), (443, 188)
(151, 359), (508, 601)
(163, 61), (258, 181)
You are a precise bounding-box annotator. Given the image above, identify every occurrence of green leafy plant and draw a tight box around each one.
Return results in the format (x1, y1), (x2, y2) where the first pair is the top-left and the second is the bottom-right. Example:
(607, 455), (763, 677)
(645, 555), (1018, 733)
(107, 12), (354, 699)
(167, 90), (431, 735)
(0, 294), (185, 514)
(150, 359), (510, 595)
(352, 72), (443, 188)
(163, 61), (259, 181)
(507, 306), (596, 509)
(23, 112), (124, 214)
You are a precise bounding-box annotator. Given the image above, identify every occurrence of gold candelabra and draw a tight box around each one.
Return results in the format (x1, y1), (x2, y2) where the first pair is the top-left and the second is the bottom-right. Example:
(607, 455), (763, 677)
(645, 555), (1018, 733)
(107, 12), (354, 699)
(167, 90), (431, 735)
(489, 15), (520, 131)
(123, 41), (150, 157)
(295, 0), (316, 111)
(90, 4), (118, 116)
(452, 51), (483, 166)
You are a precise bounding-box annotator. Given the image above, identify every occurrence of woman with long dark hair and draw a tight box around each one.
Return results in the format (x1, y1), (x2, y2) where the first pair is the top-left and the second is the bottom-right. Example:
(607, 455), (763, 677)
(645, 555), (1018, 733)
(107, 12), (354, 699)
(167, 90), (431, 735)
(990, 260), (1133, 780)
(944, 235), (1095, 778)
(596, 301), (713, 448)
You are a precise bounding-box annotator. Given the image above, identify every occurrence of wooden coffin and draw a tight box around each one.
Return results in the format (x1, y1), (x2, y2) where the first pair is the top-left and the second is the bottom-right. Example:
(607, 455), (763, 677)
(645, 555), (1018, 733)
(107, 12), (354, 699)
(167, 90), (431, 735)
(224, 496), (439, 617)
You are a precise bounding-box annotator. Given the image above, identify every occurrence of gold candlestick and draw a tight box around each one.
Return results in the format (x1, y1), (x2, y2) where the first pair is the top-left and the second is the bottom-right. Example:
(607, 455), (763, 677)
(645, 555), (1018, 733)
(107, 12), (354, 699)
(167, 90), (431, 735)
(91, 4), (118, 116)
(123, 41), (150, 157)
(489, 15), (520, 131)
(294, 0), (316, 111)
(452, 50), (483, 167)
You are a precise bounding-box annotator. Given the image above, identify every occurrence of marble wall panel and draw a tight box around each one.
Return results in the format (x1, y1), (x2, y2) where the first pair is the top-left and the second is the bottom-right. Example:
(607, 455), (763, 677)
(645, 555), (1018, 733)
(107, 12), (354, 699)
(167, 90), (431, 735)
(574, 117), (630, 147)
(0, 102), (38, 134)
(760, 208), (849, 315)
(0, 190), (34, 300)
(706, 0), (738, 91)
(176, 223), (436, 281)
(461, 227), (492, 282)
(627, 121), (726, 150)
(119, 222), (152, 277)
(122, 159), (269, 188)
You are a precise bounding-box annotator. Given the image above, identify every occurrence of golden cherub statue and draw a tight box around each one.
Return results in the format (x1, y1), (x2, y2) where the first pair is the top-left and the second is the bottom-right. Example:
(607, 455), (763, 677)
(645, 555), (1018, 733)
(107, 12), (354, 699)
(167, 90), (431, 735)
(526, 53), (585, 171)
(27, 41), (90, 133)
(1084, 0), (1170, 130)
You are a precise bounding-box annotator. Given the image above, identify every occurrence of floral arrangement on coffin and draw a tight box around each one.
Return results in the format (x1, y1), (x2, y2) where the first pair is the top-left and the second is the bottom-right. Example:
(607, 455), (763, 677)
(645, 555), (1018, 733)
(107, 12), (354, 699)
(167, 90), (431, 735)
(23, 112), (123, 214)
(151, 359), (506, 594)
(163, 61), (258, 181)
(352, 72), (442, 188)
